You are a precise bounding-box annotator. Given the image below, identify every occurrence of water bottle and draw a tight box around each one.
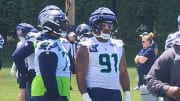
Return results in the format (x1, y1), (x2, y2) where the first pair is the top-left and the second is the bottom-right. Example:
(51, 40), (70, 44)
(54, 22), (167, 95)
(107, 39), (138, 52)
(158, 97), (165, 101)
(140, 84), (158, 101)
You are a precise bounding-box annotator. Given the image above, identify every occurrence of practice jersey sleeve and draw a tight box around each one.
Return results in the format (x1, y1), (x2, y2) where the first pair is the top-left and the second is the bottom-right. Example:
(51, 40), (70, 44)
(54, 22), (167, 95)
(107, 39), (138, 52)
(12, 41), (34, 75)
(38, 52), (59, 98)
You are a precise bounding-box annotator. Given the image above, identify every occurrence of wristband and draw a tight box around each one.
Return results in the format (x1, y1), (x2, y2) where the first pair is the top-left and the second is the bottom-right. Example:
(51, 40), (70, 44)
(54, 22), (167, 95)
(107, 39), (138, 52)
(124, 91), (132, 101)
(82, 93), (92, 101)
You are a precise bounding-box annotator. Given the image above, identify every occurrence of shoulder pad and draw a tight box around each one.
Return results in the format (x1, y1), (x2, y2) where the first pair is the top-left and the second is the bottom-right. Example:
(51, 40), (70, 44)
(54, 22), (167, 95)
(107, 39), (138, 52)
(38, 40), (58, 50)
(111, 39), (124, 47)
(79, 39), (91, 47)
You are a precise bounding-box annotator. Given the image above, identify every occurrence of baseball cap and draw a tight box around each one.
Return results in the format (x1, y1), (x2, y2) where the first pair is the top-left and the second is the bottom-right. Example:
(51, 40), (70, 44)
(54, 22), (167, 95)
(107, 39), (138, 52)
(139, 32), (148, 37)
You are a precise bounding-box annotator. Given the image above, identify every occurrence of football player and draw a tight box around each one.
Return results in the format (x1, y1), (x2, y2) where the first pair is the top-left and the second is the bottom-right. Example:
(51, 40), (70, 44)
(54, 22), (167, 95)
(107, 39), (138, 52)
(75, 7), (132, 101)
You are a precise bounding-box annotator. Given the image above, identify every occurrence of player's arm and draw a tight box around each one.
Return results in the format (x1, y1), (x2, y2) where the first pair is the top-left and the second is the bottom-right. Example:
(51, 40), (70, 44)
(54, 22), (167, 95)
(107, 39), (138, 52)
(75, 45), (89, 94)
(12, 41), (34, 75)
(120, 48), (132, 101)
(38, 52), (59, 99)
(119, 48), (130, 91)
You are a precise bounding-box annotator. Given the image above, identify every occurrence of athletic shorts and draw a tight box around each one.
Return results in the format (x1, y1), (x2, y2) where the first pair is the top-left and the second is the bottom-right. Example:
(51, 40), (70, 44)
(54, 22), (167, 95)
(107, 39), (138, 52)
(17, 76), (26, 89)
(87, 87), (122, 101)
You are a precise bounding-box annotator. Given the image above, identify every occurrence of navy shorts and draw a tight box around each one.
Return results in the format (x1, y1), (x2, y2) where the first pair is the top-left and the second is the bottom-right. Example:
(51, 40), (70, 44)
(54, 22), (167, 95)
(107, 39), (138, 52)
(87, 87), (122, 101)
(32, 96), (68, 101)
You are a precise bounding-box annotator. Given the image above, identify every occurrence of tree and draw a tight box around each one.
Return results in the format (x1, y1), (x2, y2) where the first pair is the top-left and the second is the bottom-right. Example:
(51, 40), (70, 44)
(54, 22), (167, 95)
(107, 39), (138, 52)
(135, 0), (159, 32)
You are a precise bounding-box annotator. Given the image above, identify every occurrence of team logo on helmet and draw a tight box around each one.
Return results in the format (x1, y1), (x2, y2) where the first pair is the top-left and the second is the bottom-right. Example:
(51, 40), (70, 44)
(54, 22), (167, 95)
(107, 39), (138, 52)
(38, 5), (68, 37)
(76, 23), (92, 41)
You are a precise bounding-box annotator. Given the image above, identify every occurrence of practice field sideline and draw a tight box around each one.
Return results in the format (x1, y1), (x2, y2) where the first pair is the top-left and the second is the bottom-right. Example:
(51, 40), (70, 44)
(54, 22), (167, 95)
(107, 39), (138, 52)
(0, 67), (140, 101)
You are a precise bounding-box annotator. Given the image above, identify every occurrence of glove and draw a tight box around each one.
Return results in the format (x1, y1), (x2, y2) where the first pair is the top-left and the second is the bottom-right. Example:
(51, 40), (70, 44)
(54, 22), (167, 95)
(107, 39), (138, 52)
(124, 91), (132, 101)
(10, 63), (16, 77)
(82, 93), (92, 101)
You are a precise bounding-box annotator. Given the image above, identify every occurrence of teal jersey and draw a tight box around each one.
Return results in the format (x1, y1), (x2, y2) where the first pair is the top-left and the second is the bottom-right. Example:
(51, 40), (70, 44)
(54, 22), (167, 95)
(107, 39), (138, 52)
(34, 39), (70, 77)
(31, 38), (71, 99)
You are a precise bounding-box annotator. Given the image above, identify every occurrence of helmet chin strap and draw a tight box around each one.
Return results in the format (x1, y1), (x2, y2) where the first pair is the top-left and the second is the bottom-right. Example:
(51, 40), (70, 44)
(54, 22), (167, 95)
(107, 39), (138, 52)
(92, 31), (111, 40)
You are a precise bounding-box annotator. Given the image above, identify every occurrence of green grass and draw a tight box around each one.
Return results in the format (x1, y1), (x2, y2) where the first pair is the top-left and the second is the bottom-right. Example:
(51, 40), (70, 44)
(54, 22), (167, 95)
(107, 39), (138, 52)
(0, 67), (19, 101)
(0, 40), (141, 100)
(0, 67), (140, 101)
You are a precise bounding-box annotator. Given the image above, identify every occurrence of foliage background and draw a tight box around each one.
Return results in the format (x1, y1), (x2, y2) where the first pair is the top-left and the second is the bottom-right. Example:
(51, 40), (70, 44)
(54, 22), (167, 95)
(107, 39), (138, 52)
(0, 0), (180, 67)
(0, 1), (179, 100)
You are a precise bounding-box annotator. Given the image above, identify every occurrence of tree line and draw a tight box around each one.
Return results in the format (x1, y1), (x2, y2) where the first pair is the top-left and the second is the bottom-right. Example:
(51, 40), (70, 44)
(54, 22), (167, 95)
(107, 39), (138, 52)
(0, 0), (180, 50)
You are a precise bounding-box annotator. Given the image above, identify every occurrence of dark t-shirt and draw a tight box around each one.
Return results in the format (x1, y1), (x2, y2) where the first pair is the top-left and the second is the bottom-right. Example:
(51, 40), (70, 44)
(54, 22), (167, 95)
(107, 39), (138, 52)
(137, 46), (156, 74)
(152, 41), (158, 49)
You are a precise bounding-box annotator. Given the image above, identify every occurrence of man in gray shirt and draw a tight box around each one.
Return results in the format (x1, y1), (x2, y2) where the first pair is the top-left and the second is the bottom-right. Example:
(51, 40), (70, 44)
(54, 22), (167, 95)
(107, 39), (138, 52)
(146, 38), (180, 101)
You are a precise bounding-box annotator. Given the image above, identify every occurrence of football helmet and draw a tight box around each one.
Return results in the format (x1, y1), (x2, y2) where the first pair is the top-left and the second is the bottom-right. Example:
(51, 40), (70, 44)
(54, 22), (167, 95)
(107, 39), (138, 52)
(75, 23), (91, 41)
(165, 31), (180, 50)
(89, 7), (117, 40)
(16, 23), (37, 34)
(38, 5), (68, 37)
(0, 34), (4, 49)
(16, 23), (38, 41)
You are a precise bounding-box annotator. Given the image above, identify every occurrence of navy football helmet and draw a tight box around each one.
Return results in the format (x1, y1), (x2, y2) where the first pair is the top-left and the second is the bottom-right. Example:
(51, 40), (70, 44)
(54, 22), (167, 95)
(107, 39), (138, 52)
(38, 5), (68, 37)
(75, 23), (91, 41)
(16, 23), (38, 41)
(89, 7), (118, 40)
(16, 23), (37, 35)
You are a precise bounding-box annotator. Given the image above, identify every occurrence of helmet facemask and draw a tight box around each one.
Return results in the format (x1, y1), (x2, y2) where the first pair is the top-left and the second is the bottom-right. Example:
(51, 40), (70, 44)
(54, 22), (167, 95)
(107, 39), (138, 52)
(93, 21), (114, 40)
(42, 19), (68, 37)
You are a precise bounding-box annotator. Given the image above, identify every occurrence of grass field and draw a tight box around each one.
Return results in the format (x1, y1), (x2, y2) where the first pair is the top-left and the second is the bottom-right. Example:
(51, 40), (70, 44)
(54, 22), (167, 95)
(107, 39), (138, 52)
(0, 67), (140, 101)
(0, 40), (143, 101)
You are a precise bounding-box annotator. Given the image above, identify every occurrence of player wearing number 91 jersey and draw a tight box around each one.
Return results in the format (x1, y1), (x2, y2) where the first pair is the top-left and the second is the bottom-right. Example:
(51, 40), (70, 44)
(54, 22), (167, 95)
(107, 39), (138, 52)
(75, 7), (131, 101)
(79, 36), (124, 89)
